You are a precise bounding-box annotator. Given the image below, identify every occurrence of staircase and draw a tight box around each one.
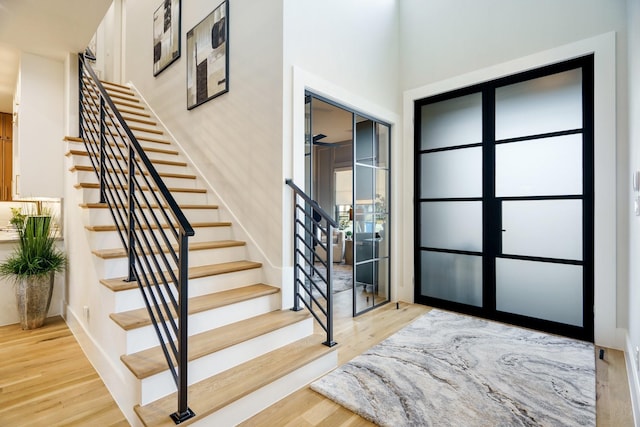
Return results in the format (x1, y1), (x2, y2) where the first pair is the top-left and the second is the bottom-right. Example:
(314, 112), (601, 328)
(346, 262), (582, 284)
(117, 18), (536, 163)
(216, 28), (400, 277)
(65, 79), (337, 426)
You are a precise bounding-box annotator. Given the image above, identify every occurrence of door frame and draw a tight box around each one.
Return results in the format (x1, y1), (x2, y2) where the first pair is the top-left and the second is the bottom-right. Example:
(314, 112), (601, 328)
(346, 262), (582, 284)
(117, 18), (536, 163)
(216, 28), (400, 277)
(413, 55), (595, 341)
(305, 91), (393, 317)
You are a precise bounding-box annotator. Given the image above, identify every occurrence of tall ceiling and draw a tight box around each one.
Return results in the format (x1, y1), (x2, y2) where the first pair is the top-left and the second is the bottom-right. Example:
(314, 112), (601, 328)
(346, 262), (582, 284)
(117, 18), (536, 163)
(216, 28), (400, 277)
(0, 0), (112, 113)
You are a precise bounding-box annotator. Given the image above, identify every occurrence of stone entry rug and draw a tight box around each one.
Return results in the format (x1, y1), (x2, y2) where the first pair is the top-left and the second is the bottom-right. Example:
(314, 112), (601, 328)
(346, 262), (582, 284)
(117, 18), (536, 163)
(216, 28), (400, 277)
(310, 309), (595, 426)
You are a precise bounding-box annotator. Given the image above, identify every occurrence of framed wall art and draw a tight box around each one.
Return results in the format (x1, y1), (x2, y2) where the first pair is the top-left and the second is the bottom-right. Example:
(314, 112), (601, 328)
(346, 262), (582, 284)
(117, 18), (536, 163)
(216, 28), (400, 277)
(153, 0), (181, 76)
(186, 0), (229, 109)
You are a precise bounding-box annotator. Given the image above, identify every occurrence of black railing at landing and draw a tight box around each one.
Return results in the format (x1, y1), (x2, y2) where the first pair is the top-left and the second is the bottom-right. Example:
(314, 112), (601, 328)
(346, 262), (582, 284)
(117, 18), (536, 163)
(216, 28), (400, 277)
(286, 178), (337, 347)
(78, 52), (195, 424)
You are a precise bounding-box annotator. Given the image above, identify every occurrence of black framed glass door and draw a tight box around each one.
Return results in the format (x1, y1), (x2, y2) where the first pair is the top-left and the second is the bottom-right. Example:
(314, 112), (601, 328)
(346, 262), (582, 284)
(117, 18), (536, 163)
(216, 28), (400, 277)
(305, 93), (392, 317)
(414, 56), (594, 341)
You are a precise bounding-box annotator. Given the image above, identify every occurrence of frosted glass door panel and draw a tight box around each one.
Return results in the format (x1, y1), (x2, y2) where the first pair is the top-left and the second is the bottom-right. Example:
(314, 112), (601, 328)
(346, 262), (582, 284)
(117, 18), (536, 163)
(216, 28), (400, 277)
(495, 134), (583, 197)
(421, 202), (482, 252)
(502, 200), (582, 260)
(495, 69), (582, 140)
(420, 93), (482, 150)
(420, 147), (482, 198)
(496, 259), (583, 326)
(421, 251), (482, 306)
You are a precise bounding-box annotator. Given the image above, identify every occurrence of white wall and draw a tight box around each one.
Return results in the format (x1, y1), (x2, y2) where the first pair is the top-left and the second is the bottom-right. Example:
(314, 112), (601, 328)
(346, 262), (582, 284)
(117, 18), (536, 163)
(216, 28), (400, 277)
(15, 53), (65, 198)
(282, 0), (401, 305)
(398, 0), (628, 348)
(122, 0), (285, 276)
(626, 0), (640, 421)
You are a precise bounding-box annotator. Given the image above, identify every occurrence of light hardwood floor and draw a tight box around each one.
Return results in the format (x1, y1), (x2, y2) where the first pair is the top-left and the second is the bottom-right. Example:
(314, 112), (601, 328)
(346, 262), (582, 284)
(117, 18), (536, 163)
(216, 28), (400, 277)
(0, 317), (128, 426)
(0, 294), (634, 426)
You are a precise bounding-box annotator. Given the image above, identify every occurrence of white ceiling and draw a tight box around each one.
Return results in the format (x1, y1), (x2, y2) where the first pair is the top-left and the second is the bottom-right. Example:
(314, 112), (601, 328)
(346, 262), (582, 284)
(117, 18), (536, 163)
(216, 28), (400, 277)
(0, 0), (112, 113)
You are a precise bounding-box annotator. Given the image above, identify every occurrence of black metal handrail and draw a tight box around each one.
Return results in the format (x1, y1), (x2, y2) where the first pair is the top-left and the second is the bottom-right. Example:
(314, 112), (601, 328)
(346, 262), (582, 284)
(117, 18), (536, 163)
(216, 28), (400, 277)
(78, 53), (195, 423)
(285, 179), (337, 347)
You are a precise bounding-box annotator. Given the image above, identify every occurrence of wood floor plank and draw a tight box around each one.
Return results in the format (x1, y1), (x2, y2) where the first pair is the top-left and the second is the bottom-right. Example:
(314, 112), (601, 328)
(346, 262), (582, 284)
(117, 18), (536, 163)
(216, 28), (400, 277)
(0, 317), (127, 426)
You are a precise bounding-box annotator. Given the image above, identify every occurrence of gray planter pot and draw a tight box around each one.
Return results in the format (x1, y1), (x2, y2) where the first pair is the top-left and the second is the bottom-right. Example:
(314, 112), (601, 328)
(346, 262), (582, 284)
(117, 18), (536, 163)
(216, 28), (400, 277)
(15, 272), (54, 330)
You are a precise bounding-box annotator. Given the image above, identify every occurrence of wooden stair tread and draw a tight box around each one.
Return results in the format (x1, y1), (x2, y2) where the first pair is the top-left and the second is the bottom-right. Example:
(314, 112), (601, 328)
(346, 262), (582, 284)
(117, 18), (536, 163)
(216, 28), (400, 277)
(106, 92), (139, 103)
(121, 310), (311, 379)
(134, 334), (335, 426)
(65, 149), (187, 167)
(93, 240), (245, 259)
(86, 221), (230, 232)
(104, 121), (163, 135)
(110, 283), (278, 331)
(133, 135), (172, 145)
(74, 182), (205, 193)
(80, 202), (218, 210)
(100, 260), (262, 291)
(79, 136), (177, 154)
(121, 116), (157, 127)
(98, 79), (130, 90)
(119, 108), (151, 118)
(69, 164), (196, 180)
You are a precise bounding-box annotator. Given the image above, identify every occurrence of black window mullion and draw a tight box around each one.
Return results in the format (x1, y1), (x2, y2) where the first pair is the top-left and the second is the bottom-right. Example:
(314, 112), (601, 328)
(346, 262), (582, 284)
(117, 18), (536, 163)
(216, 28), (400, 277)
(482, 88), (497, 312)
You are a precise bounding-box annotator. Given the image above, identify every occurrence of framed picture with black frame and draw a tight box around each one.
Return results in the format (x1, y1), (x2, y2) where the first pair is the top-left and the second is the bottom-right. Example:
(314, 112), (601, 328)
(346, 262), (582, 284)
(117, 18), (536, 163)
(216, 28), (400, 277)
(186, 0), (229, 109)
(153, 0), (181, 76)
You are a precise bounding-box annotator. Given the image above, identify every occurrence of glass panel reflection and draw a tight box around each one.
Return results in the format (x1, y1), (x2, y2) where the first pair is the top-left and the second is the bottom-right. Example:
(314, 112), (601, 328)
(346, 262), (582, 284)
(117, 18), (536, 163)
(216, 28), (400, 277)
(495, 134), (582, 197)
(421, 201), (482, 252)
(375, 258), (390, 305)
(356, 117), (375, 165)
(502, 200), (582, 261)
(421, 92), (483, 150)
(495, 68), (582, 140)
(420, 251), (482, 307)
(420, 147), (482, 199)
(496, 258), (583, 327)
(355, 260), (375, 312)
(376, 123), (390, 168)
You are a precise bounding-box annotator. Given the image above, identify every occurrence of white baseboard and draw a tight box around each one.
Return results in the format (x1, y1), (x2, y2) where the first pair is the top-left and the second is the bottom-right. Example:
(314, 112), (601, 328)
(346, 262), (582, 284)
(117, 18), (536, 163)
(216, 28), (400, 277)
(625, 333), (640, 427)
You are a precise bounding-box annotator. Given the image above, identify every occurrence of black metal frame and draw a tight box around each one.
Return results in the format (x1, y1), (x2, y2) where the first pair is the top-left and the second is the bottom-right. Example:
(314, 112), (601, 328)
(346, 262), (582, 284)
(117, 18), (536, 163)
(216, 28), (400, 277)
(286, 179), (337, 347)
(304, 91), (392, 318)
(78, 53), (195, 423)
(413, 55), (595, 342)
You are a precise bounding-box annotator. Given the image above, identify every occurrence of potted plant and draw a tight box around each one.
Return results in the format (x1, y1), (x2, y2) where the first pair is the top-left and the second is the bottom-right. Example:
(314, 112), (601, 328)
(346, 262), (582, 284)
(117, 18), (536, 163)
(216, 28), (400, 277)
(0, 208), (66, 329)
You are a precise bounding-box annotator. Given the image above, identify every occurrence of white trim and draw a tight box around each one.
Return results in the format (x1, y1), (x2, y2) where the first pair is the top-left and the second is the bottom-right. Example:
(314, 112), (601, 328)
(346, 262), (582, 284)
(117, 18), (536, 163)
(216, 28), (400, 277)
(402, 32), (619, 348)
(626, 332), (640, 426)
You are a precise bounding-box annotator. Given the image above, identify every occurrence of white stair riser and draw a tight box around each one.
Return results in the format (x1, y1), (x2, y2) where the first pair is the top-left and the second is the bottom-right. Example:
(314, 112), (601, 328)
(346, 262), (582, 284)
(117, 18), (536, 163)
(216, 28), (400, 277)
(193, 350), (338, 427)
(123, 293), (281, 354)
(109, 268), (264, 312)
(68, 153), (190, 175)
(78, 187), (209, 205)
(83, 206), (220, 225)
(88, 226), (233, 249)
(73, 170), (198, 189)
(95, 245), (247, 278)
(75, 140), (181, 164)
(138, 317), (314, 405)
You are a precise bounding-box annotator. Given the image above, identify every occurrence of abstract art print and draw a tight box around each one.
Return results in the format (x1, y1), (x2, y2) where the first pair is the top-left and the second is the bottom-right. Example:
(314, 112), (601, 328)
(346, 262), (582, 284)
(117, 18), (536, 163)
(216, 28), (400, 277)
(186, 1), (229, 109)
(153, 0), (181, 76)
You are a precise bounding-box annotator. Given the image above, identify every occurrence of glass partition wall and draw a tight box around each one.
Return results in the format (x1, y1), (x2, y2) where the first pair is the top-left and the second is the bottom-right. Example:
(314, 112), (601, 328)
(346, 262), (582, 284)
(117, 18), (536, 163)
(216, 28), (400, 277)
(305, 93), (391, 316)
(414, 56), (594, 341)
